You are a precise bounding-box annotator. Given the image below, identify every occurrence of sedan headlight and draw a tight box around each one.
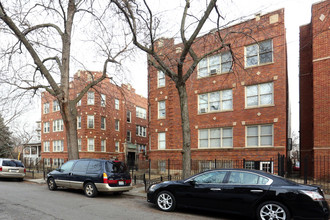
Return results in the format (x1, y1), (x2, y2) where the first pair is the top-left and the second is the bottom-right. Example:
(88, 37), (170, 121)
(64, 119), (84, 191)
(301, 190), (324, 201)
(148, 184), (158, 192)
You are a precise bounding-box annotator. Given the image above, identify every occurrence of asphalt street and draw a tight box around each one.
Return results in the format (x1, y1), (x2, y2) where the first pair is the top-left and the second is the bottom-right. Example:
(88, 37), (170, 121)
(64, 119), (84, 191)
(0, 179), (242, 220)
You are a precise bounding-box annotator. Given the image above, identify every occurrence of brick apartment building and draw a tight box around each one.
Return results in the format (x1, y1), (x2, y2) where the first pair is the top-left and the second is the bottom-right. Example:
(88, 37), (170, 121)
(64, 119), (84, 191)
(148, 9), (288, 172)
(299, 0), (329, 178)
(41, 70), (148, 167)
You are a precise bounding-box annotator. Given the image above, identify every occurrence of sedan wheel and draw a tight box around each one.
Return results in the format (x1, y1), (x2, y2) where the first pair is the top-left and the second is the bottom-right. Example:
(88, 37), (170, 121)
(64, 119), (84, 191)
(47, 178), (57, 191)
(84, 182), (98, 197)
(257, 201), (290, 220)
(156, 191), (176, 212)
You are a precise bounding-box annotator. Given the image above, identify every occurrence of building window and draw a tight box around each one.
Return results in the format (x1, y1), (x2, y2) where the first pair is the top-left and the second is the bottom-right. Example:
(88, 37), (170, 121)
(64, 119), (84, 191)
(127, 131), (131, 142)
(43, 103), (50, 114)
(43, 141), (50, 152)
(44, 158), (50, 166)
(115, 119), (120, 131)
(115, 141), (119, 152)
(246, 124), (273, 147)
(158, 70), (165, 87)
(87, 91), (94, 105)
(78, 138), (81, 151)
(136, 106), (147, 119)
(198, 51), (232, 78)
(245, 39), (273, 67)
(43, 122), (50, 133)
(101, 140), (106, 152)
(101, 117), (106, 130)
(158, 132), (166, 149)
(136, 125), (147, 137)
(246, 82), (273, 107)
(87, 115), (94, 129)
(77, 116), (81, 129)
(158, 101), (166, 119)
(88, 138), (95, 151)
(244, 161), (255, 170)
(53, 119), (64, 132)
(198, 89), (232, 114)
(115, 99), (120, 110)
(53, 100), (60, 112)
(77, 94), (81, 106)
(198, 127), (233, 148)
(53, 140), (64, 152)
(138, 144), (146, 153)
(101, 94), (106, 107)
(127, 111), (131, 123)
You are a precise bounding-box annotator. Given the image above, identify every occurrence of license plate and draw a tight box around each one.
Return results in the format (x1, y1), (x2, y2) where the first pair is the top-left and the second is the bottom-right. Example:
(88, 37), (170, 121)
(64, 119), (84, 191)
(118, 181), (124, 186)
(9, 169), (18, 173)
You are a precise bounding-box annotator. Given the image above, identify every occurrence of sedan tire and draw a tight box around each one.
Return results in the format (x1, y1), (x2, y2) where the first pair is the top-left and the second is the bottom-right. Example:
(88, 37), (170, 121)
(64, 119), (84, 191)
(257, 201), (290, 220)
(84, 182), (98, 197)
(47, 177), (57, 191)
(156, 191), (176, 212)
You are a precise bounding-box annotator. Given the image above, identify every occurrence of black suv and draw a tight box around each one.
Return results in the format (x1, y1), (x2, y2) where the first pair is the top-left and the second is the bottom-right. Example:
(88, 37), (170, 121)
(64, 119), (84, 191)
(47, 159), (132, 197)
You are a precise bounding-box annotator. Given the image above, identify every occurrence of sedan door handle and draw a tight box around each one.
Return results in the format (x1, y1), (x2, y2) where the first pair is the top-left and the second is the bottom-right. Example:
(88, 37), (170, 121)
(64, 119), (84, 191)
(250, 190), (263, 193)
(210, 188), (221, 191)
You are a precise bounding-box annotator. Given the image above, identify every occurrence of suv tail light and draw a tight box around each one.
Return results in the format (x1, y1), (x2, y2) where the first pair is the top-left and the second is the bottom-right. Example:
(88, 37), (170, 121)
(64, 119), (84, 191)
(103, 173), (108, 183)
(0, 166), (2, 172)
(24, 168), (26, 173)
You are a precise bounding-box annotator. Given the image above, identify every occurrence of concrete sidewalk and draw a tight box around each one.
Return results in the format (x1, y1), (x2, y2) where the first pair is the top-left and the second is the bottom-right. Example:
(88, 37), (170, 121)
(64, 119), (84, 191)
(24, 178), (147, 198)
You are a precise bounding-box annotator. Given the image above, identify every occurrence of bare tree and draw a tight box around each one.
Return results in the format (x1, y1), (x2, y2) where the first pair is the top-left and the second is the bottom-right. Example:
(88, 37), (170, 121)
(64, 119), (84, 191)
(0, 1), (131, 160)
(111, 0), (236, 178)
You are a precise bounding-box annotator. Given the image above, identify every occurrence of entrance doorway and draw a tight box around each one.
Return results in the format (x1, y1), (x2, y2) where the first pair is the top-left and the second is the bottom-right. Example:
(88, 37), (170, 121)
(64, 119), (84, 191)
(127, 152), (136, 168)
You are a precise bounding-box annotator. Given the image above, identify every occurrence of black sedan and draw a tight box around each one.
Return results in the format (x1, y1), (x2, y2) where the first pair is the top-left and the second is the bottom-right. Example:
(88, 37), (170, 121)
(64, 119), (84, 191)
(147, 169), (329, 220)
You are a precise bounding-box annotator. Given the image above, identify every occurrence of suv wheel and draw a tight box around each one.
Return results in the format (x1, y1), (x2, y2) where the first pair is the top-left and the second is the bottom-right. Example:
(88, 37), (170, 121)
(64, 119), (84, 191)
(84, 182), (98, 197)
(47, 177), (57, 191)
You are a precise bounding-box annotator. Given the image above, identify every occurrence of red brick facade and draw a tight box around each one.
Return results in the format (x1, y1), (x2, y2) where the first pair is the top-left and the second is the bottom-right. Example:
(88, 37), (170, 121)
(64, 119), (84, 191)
(147, 9), (288, 172)
(300, 0), (330, 178)
(41, 71), (148, 166)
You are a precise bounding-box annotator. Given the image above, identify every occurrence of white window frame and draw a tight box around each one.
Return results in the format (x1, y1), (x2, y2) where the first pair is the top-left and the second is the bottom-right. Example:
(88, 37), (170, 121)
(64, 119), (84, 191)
(87, 91), (95, 105)
(136, 106), (147, 119)
(136, 125), (147, 137)
(197, 51), (232, 78)
(87, 115), (94, 129)
(101, 94), (106, 107)
(101, 117), (106, 130)
(53, 100), (60, 112)
(115, 99), (120, 110)
(77, 116), (81, 129)
(43, 141), (50, 152)
(127, 131), (131, 142)
(53, 140), (64, 152)
(43, 122), (50, 133)
(245, 39), (273, 67)
(115, 141), (120, 152)
(88, 138), (95, 151)
(43, 103), (50, 114)
(246, 124), (274, 147)
(158, 101), (166, 119)
(157, 70), (165, 88)
(245, 82), (274, 108)
(198, 127), (233, 149)
(78, 138), (81, 152)
(53, 119), (64, 132)
(101, 140), (106, 152)
(198, 89), (233, 114)
(115, 119), (120, 131)
(158, 132), (166, 150)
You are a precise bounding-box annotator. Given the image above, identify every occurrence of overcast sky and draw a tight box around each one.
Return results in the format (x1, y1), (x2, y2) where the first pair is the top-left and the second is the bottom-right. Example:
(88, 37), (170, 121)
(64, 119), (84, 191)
(13, 0), (321, 137)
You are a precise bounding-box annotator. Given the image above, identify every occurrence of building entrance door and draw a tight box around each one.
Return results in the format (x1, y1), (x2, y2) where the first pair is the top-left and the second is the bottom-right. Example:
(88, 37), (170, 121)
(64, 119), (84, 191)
(127, 152), (135, 168)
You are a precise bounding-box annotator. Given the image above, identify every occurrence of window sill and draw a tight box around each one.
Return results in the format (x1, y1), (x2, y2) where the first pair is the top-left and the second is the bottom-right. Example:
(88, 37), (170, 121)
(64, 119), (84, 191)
(198, 109), (233, 115)
(195, 147), (233, 150)
(245, 104), (275, 109)
(244, 62), (274, 69)
(197, 71), (232, 79)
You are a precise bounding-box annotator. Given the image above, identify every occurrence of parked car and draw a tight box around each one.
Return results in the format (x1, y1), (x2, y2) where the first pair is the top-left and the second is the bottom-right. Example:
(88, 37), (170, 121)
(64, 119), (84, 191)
(0, 158), (26, 181)
(147, 169), (329, 220)
(47, 159), (132, 197)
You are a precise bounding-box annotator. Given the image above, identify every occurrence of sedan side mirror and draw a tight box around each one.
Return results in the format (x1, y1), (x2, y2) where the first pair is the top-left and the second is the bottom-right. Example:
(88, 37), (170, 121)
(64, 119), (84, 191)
(188, 180), (196, 186)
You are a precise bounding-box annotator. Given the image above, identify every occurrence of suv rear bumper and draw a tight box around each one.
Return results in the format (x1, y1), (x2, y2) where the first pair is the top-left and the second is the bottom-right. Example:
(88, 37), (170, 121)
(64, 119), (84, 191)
(95, 183), (133, 192)
(0, 172), (25, 178)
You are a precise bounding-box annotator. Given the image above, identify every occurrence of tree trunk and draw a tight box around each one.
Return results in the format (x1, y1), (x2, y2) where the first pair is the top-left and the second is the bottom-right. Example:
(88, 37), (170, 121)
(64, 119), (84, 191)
(177, 83), (191, 179)
(62, 101), (79, 160)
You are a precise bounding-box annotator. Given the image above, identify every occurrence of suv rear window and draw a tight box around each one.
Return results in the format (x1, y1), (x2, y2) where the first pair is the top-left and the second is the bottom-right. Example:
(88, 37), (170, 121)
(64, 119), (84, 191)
(2, 160), (24, 167)
(105, 161), (127, 173)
